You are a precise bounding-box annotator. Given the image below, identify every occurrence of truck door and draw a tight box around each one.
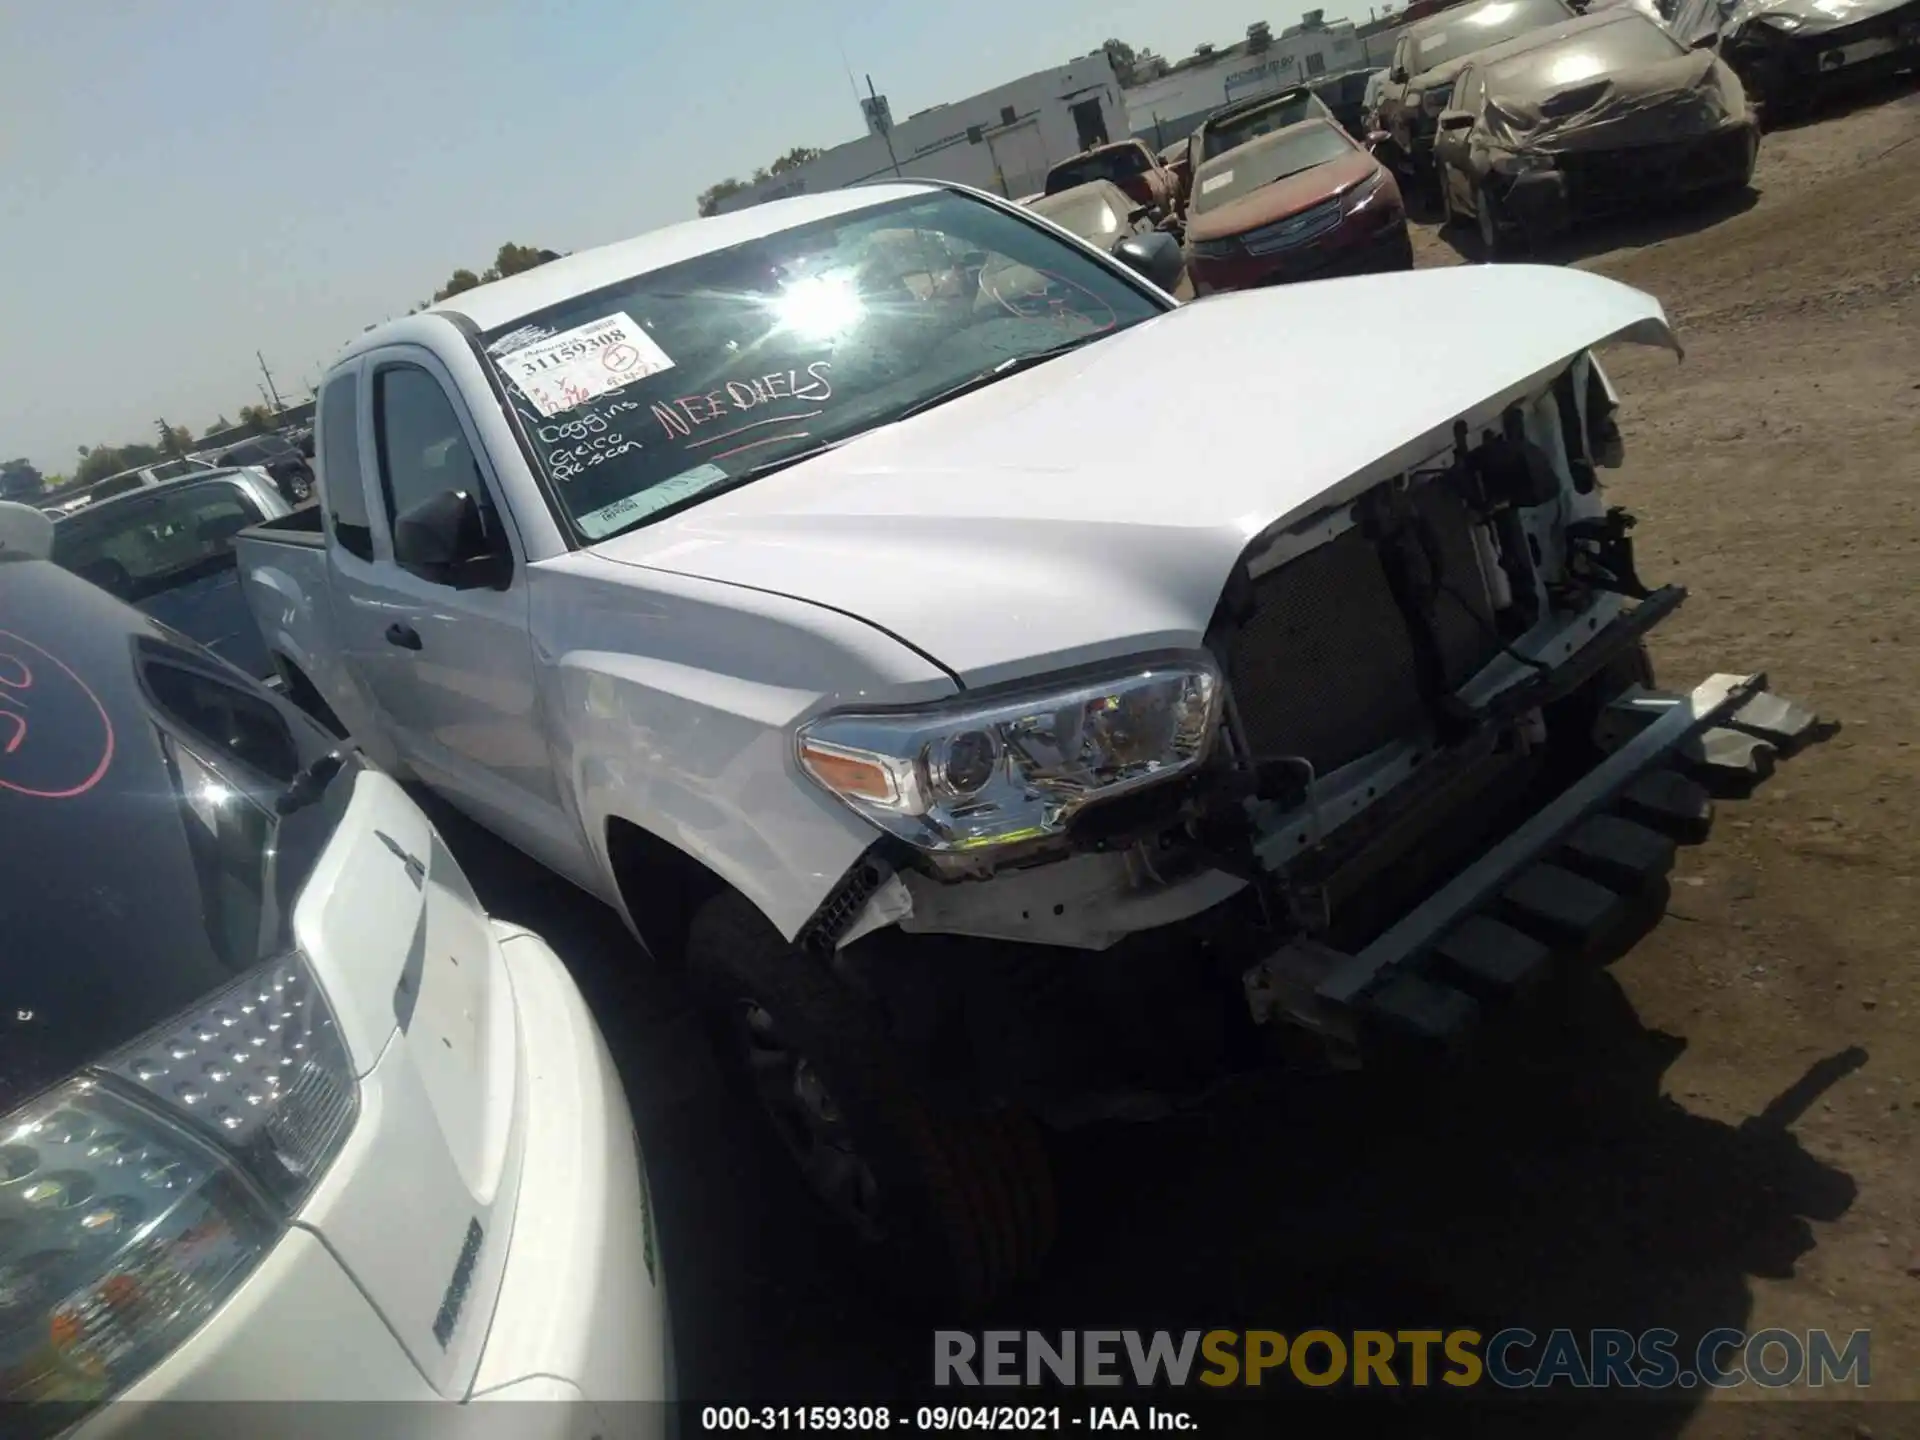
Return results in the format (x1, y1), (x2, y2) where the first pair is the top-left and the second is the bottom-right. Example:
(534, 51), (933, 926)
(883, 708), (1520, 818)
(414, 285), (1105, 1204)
(327, 346), (588, 887)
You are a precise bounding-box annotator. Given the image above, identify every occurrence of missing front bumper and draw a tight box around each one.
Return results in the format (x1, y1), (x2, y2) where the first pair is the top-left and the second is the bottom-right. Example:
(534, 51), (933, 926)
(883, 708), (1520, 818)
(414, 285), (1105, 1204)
(1241, 671), (1821, 1061)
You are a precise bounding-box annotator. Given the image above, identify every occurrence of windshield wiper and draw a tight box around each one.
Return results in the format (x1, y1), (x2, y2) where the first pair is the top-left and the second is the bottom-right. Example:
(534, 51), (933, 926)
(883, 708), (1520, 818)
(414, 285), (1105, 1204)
(889, 336), (1103, 426)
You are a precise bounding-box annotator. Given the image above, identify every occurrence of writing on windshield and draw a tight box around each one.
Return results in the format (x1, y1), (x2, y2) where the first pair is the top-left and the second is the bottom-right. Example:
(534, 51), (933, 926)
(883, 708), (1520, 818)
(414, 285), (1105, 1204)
(481, 191), (1162, 543)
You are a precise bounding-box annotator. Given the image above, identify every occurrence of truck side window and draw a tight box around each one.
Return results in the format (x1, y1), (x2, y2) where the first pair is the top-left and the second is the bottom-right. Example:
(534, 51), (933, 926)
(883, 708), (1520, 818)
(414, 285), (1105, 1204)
(320, 373), (374, 561)
(372, 365), (484, 530)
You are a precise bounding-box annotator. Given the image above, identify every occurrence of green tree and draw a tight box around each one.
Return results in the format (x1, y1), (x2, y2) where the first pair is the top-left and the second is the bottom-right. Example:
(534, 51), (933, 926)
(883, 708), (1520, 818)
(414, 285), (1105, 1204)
(236, 403), (275, 433)
(1103, 37), (1138, 80)
(769, 146), (823, 175)
(430, 244), (557, 303)
(696, 177), (749, 217)
(0, 458), (45, 500)
(433, 267), (484, 301)
(155, 419), (192, 458)
(202, 415), (233, 437)
(490, 242), (552, 278)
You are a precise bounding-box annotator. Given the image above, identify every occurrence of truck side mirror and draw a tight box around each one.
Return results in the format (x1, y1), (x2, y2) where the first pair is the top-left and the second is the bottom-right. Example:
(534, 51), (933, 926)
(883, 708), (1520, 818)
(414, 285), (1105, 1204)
(1112, 230), (1185, 291)
(392, 488), (511, 590)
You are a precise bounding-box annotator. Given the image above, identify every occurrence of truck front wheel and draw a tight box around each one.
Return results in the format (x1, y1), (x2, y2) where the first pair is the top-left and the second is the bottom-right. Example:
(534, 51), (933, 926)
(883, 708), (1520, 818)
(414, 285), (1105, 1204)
(687, 891), (1056, 1311)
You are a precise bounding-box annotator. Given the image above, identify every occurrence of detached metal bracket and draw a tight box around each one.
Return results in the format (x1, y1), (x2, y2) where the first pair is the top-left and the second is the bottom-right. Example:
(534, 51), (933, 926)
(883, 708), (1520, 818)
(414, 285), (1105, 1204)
(1316, 671), (1770, 1006)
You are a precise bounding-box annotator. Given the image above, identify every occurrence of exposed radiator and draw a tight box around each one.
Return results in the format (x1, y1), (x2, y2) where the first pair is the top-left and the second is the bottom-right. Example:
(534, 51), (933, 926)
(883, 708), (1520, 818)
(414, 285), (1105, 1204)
(1226, 480), (1501, 776)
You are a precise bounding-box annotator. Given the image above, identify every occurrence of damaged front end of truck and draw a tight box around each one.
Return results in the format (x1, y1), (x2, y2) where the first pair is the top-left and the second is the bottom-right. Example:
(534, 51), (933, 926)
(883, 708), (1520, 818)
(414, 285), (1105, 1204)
(811, 311), (1821, 1124)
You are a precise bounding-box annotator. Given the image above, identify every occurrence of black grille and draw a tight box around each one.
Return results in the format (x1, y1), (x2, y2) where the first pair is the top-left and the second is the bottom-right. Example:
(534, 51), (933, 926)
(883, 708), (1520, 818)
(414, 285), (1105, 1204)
(1227, 485), (1501, 776)
(1558, 127), (1752, 216)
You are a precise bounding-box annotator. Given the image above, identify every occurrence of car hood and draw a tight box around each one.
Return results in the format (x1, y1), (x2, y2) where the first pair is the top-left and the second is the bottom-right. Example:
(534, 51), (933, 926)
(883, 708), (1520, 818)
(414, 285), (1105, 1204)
(1484, 50), (1742, 152)
(1729, 0), (1913, 29)
(585, 265), (1679, 688)
(1187, 151), (1380, 244)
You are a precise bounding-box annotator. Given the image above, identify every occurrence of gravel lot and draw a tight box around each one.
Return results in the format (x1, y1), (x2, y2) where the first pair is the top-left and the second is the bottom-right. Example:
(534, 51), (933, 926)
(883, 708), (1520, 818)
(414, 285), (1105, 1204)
(431, 81), (1920, 1434)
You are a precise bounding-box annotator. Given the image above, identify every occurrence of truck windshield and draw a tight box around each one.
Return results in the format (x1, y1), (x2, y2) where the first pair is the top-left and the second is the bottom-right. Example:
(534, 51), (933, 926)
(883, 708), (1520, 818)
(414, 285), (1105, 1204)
(476, 190), (1164, 543)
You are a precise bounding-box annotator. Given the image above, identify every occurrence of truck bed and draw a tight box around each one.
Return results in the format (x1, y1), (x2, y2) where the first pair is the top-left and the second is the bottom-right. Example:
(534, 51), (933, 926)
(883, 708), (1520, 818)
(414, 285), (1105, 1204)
(237, 502), (325, 549)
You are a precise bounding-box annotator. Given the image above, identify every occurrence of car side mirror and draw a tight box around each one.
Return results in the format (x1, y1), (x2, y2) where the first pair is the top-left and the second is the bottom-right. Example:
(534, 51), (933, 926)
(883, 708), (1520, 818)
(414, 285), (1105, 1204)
(0, 501), (54, 560)
(1439, 111), (1476, 130)
(1111, 230), (1184, 291)
(392, 488), (510, 589)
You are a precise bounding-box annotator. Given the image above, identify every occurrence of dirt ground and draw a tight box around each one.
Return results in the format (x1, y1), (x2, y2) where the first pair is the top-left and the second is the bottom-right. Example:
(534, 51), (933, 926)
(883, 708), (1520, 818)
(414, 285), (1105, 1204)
(428, 83), (1920, 1437)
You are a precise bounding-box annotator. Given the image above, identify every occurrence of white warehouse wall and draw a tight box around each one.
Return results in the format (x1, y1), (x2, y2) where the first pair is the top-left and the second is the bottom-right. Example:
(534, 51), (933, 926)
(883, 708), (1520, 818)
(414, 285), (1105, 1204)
(711, 55), (1127, 214)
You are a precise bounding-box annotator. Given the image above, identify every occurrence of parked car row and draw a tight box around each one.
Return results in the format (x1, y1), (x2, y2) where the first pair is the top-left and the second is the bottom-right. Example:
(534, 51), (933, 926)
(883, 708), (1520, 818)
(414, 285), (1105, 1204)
(40, 431), (314, 522)
(1030, 86), (1414, 297)
(1358, 0), (1909, 244)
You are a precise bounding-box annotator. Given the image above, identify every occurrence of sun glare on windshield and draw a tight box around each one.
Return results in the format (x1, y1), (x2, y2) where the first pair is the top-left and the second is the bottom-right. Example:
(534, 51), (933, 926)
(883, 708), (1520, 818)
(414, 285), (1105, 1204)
(773, 272), (866, 340)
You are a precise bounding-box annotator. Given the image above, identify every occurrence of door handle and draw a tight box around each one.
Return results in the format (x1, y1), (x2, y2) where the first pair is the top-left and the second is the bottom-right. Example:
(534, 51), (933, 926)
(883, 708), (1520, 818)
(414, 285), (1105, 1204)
(385, 622), (422, 651)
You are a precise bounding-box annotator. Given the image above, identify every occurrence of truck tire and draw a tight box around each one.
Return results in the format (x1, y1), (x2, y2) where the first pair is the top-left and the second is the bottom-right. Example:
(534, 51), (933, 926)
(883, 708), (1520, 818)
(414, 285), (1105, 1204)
(687, 890), (1056, 1311)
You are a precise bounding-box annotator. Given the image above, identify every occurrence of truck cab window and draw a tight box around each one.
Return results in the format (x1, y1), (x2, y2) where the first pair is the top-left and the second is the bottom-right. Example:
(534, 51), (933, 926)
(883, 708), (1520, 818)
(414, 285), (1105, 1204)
(320, 372), (374, 561)
(373, 365), (485, 531)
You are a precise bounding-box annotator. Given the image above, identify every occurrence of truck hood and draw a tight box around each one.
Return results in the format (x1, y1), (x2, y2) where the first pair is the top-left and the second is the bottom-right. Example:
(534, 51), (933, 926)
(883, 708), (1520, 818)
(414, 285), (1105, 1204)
(587, 265), (1678, 688)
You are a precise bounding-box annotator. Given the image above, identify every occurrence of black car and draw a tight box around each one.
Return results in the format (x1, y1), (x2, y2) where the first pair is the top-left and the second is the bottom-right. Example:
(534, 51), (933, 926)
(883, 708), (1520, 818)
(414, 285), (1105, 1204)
(1665, 0), (1920, 118)
(212, 433), (313, 505)
(0, 533), (359, 1428)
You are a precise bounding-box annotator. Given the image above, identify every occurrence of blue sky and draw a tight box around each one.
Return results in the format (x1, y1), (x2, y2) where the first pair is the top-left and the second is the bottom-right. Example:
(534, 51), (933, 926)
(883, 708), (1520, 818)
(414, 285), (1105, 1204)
(0, 0), (1323, 473)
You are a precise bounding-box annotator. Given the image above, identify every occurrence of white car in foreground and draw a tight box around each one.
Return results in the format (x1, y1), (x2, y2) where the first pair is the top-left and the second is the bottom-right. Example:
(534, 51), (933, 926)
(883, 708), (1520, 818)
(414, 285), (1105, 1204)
(0, 509), (670, 1436)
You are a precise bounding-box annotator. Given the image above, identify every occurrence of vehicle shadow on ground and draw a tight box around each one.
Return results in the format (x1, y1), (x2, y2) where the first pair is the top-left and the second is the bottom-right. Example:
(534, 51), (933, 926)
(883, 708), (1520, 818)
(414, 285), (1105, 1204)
(1425, 185), (1760, 269)
(1767, 69), (1920, 133)
(420, 791), (1860, 1432)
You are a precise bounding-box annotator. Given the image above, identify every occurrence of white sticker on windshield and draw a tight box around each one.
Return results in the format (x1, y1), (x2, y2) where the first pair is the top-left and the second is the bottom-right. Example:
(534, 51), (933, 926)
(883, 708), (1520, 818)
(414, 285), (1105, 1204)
(575, 464), (730, 539)
(1200, 170), (1236, 195)
(496, 312), (674, 418)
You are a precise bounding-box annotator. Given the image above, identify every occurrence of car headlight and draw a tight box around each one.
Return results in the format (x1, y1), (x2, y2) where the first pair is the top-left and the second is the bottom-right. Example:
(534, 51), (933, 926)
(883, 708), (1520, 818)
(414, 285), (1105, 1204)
(1189, 237), (1242, 259)
(797, 658), (1221, 856)
(1490, 150), (1557, 175)
(1756, 10), (1803, 28)
(1, 953), (355, 1426)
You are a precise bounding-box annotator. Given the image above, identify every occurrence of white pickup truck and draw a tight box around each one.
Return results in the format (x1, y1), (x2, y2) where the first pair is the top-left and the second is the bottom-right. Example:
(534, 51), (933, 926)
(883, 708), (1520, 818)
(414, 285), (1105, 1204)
(235, 179), (1817, 1308)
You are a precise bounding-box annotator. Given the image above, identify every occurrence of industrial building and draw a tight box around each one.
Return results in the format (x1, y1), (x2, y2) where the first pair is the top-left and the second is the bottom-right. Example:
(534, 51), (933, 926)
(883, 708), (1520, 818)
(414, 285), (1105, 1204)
(708, 55), (1128, 215)
(706, 13), (1408, 215)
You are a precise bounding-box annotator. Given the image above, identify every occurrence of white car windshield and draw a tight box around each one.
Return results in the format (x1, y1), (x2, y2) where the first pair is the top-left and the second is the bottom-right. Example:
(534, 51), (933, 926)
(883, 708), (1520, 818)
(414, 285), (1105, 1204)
(479, 191), (1162, 543)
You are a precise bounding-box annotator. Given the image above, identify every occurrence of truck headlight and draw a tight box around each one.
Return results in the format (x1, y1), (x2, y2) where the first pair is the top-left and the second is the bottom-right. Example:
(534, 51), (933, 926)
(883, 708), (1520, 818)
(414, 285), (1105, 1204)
(797, 658), (1221, 854)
